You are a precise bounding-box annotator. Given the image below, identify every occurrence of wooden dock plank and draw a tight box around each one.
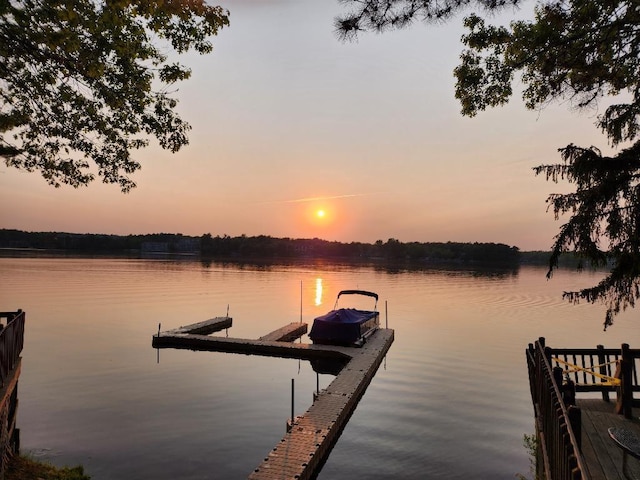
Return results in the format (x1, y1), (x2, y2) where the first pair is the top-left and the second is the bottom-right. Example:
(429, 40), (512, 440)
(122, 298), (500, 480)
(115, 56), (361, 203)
(248, 329), (394, 480)
(154, 332), (352, 362)
(259, 322), (308, 342)
(579, 401), (619, 480)
(169, 316), (232, 335)
(577, 399), (640, 480)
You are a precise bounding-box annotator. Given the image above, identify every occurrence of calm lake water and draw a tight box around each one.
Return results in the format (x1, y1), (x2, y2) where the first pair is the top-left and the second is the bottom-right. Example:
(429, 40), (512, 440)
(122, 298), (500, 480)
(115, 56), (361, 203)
(0, 256), (636, 479)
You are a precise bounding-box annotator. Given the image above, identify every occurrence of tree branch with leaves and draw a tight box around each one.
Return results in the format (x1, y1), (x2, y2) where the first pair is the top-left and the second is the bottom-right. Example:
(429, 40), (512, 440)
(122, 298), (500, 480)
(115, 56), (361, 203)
(336, 0), (640, 328)
(1, 0), (229, 192)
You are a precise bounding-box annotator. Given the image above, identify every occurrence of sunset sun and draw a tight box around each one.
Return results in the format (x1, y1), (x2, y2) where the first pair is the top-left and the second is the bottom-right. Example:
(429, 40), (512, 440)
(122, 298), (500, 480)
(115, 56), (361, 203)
(305, 205), (335, 231)
(299, 201), (341, 235)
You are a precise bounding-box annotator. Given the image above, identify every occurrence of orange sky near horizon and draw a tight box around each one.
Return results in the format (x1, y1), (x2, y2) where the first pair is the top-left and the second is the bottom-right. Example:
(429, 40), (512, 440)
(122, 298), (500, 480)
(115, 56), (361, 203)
(0, 0), (625, 251)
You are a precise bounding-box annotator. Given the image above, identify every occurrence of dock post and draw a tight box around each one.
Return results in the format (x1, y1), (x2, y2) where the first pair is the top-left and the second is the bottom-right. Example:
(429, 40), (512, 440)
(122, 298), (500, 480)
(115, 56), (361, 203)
(597, 344), (610, 402)
(156, 323), (161, 364)
(567, 406), (581, 449)
(553, 366), (563, 388)
(620, 343), (633, 419)
(286, 378), (294, 432)
(385, 301), (388, 329)
(291, 378), (294, 423)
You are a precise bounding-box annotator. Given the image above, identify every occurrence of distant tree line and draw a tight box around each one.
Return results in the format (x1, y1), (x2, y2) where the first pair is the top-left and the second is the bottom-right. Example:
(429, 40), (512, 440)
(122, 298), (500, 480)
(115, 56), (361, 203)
(0, 229), (193, 253)
(200, 234), (521, 264)
(0, 229), (526, 265)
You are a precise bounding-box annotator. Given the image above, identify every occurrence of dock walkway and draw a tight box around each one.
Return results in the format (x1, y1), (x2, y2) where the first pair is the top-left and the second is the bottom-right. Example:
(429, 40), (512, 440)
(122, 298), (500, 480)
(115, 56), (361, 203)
(153, 317), (394, 480)
(578, 399), (640, 480)
(249, 329), (393, 480)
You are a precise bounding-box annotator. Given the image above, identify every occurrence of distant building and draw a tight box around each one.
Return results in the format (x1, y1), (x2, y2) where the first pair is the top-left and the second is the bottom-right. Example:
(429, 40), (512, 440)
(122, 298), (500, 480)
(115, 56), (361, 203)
(141, 242), (169, 253)
(175, 238), (199, 253)
(141, 238), (200, 255)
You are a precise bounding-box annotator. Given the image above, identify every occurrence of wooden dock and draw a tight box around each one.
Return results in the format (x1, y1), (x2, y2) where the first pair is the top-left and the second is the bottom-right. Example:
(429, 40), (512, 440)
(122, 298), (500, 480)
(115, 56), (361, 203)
(163, 316), (233, 335)
(155, 319), (350, 363)
(578, 399), (640, 480)
(249, 329), (393, 480)
(153, 317), (394, 480)
(527, 338), (640, 480)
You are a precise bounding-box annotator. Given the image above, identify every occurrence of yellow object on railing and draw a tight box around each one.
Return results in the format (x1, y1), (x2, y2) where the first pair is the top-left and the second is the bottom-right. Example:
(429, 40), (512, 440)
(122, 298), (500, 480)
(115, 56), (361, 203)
(552, 357), (621, 386)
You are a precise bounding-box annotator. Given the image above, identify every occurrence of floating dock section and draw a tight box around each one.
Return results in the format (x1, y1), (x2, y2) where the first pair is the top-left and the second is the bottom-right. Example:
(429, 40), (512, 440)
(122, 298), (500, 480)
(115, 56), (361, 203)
(153, 317), (394, 480)
(249, 329), (393, 480)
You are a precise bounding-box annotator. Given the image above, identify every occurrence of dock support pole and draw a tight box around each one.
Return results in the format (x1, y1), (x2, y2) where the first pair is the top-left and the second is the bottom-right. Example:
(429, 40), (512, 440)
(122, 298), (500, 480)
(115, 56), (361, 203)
(156, 323), (161, 364)
(291, 378), (295, 427)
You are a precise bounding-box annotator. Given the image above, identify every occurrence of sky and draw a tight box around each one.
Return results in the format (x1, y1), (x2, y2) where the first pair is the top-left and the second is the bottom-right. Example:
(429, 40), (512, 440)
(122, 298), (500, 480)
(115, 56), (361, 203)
(0, 0), (622, 251)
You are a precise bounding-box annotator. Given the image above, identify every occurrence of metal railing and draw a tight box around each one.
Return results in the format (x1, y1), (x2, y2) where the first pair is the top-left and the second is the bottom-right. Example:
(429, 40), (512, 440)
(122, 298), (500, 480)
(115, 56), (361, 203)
(0, 310), (25, 389)
(527, 337), (588, 480)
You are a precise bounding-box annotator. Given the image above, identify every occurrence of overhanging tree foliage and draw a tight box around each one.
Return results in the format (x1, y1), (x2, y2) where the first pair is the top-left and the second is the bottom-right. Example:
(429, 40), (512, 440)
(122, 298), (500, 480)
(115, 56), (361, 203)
(336, 0), (640, 328)
(0, 0), (229, 191)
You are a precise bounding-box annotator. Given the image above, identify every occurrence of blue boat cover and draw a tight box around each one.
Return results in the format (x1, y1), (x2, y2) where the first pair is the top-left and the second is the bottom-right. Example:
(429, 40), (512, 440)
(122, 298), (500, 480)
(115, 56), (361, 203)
(309, 308), (377, 344)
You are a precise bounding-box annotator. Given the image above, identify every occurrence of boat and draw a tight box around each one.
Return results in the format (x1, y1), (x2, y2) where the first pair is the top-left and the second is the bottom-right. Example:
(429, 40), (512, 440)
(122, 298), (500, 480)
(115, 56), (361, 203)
(308, 290), (379, 347)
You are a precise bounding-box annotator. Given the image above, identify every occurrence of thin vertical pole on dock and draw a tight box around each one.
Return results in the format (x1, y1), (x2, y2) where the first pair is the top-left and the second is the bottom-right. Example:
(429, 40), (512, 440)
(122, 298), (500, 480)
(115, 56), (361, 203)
(385, 301), (388, 329)
(156, 323), (161, 364)
(300, 281), (303, 323)
(291, 378), (295, 426)
(226, 305), (230, 337)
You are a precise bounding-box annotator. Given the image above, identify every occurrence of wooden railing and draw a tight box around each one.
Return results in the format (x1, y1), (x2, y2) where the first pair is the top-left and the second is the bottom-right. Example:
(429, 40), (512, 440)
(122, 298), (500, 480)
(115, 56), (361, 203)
(548, 343), (639, 419)
(527, 337), (588, 480)
(0, 311), (25, 390)
(527, 337), (640, 480)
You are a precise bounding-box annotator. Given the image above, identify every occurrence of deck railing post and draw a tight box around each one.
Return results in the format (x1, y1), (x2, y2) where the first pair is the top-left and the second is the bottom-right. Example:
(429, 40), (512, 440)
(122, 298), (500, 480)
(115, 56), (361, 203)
(596, 344), (610, 402)
(563, 379), (576, 407)
(545, 346), (553, 367)
(553, 366), (564, 390)
(620, 343), (633, 419)
(567, 406), (581, 450)
(526, 343), (538, 413)
(529, 337), (589, 480)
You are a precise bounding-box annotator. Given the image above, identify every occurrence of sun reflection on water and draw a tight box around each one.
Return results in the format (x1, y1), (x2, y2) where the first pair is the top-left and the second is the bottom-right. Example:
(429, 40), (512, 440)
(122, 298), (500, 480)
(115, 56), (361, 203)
(315, 278), (323, 306)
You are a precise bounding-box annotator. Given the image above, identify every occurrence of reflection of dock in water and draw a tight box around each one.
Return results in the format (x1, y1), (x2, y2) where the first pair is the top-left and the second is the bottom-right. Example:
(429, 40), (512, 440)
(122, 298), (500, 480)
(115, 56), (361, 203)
(153, 317), (394, 480)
